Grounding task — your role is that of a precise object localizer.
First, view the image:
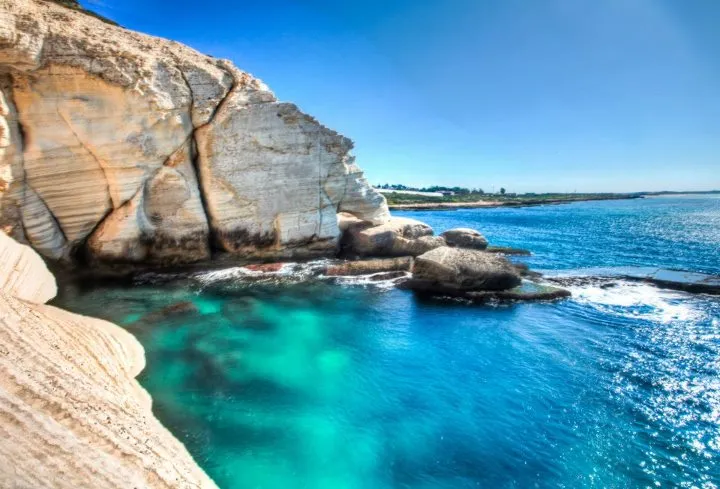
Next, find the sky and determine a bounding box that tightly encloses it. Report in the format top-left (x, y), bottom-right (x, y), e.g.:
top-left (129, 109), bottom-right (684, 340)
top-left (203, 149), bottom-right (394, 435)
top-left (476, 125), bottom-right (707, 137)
top-left (83, 0), bottom-right (720, 193)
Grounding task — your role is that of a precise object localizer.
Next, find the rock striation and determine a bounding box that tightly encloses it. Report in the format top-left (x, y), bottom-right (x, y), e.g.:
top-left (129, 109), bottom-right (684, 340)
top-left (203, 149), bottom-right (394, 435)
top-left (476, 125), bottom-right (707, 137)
top-left (0, 0), bottom-right (389, 267)
top-left (0, 233), bottom-right (216, 488)
top-left (0, 230), bottom-right (56, 302)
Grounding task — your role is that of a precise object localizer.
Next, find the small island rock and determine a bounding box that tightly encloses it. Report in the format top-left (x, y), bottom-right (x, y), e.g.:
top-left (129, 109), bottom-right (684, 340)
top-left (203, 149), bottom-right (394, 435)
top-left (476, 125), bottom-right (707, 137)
top-left (441, 228), bottom-right (489, 250)
top-left (408, 246), bottom-right (522, 293)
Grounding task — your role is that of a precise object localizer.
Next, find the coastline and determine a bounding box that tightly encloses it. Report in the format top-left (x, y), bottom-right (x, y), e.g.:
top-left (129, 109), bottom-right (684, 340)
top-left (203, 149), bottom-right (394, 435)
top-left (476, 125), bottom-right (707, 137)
top-left (388, 194), bottom-right (642, 211)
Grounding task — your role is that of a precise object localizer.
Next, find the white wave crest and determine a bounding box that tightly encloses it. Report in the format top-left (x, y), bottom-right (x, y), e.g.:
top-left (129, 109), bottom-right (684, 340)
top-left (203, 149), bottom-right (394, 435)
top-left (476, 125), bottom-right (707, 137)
top-left (567, 281), bottom-right (704, 324)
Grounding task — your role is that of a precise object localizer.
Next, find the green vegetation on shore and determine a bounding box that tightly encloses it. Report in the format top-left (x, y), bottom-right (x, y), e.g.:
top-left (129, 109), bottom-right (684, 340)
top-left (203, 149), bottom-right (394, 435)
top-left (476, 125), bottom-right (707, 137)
top-left (383, 191), bottom-right (639, 207)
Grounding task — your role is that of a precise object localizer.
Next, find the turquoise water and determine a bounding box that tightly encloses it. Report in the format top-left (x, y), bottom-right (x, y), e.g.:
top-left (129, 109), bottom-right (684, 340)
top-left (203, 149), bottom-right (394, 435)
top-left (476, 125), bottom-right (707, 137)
top-left (56, 196), bottom-right (720, 488)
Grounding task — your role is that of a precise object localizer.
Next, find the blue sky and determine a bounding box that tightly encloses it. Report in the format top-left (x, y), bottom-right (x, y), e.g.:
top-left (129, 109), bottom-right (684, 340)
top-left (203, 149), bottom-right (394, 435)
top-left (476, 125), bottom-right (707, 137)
top-left (85, 0), bottom-right (719, 192)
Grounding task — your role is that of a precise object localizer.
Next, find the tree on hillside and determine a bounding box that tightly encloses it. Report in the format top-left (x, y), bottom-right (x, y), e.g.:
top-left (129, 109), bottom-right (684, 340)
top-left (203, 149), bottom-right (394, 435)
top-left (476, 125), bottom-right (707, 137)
top-left (500, 187), bottom-right (506, 195)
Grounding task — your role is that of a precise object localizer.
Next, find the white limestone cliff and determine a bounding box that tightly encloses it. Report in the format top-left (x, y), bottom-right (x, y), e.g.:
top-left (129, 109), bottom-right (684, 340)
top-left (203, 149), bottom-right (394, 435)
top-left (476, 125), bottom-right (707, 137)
top-left (0, 232), bottom-right (217, 488)
top-left (0, 0), bottom-right (389, 267)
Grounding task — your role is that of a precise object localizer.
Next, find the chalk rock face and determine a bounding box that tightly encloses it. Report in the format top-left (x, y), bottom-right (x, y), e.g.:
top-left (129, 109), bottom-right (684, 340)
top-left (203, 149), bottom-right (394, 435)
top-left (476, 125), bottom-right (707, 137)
top-left (409, 246), bottom-right (522, 293)
top-left (0, 230), bottom-right (56, 303)
top-left (197, 101), bottom-right (386, 257)
top-left (0, 0), bottom-right (389, 266)
top-left (0, 233), bottom-right (217, 488)
top-left (441, 228), bottom-right (489, 250)
top-left (341, 216), bottom-right (445, 257)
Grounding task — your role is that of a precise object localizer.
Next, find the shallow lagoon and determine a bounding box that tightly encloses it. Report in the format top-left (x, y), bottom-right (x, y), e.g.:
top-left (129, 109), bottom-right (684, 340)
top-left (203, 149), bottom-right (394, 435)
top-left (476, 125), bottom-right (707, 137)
top-left (57, 196), bottom-right (720, 488)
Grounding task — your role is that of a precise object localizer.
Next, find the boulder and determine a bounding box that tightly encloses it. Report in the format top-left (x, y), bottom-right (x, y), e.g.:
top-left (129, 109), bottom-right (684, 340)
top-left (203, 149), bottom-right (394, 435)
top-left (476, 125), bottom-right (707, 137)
top-left (441, 228), bottom-right (488, 250)
top-left (407, 246), bottom-right (521, 293)
top-left (341, 216), bottom-right (445, 257)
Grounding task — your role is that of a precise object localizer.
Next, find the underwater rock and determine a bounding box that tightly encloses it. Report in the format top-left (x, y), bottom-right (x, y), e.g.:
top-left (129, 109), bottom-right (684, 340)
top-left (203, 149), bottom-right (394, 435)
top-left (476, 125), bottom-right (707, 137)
top-left (548, 267), bottom-right (720, 295)
top-left (441, 228), bottom-right (489, 250)
top-left (136, 300), bottom-right (200, 325)
top-left (485, 246), bottom-right (532, 256)
top-left (410, 281), bottom-right (571, 303)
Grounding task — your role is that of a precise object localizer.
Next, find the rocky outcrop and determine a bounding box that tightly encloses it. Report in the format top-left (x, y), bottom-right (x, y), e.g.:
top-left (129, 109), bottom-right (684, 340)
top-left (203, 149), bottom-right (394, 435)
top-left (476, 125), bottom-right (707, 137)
top-left (0, 233), bottom-right (216, 488)
top-left (441, 228), bottom-right (488, 250)
top-left (340, 215), bottom-right (445, 257)
top-left (0, 0), bottom-right (389, 267)
top-left (407, 246), bottom-right (522, 293)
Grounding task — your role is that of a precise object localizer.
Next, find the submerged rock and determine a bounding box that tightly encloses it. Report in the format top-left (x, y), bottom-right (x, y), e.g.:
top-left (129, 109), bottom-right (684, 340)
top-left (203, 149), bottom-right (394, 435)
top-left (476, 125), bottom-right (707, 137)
top-left (136, 301), bottom-right (200, 325)
top-left (485, 246), bottom-right (532, 256)
top-left (411, 281), bottom-right (571, 303)
top-left (441, 228), bottom-right (489, 250)
top-left (464, 283), bottom-right (571, 302)
top-left (407, 246), bottom-right (522, 293)
top-left (341, 216), bottom-right (445, 257)
top-left (548, 267), bottom-right (720, 296)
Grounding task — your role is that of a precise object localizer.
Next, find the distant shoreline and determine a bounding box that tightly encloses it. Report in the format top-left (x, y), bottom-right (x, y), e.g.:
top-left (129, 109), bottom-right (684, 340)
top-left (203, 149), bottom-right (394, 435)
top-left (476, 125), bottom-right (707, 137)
top-left (388, 194), bottom-right (643, 211)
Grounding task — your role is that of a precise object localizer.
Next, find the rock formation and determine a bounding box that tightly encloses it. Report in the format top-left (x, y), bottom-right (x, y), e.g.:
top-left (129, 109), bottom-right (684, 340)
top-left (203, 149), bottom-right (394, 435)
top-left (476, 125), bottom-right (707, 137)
top-left (0, 0), bottom-right (389, 267)
top-left (0, 233), bottom-right (216, 488)
top-left (407, 246), bottom-right (522, 293)
top-left (441, 228), bottom-right (488, 250)
top-left (340, 214), bottom-right (446, 257)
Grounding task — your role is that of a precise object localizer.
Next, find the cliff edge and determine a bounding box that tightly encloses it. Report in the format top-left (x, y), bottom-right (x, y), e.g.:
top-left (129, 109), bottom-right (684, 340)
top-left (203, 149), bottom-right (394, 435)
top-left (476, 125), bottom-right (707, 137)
top-left (0, 0), bottom-right (389, 267)
top-left (0, 232), bottom-right (216, 488)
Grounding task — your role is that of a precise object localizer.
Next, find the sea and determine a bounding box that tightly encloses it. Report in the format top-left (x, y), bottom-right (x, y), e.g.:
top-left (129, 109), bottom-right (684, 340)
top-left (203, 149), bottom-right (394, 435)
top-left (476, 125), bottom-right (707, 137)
top-left (55, 194), bottom-right (720, 488)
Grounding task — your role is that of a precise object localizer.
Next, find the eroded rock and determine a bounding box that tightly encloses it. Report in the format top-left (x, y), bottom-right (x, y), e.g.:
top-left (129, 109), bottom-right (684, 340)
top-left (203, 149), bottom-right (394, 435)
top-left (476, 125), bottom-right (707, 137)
top-left (407, 246), bottom-right (522, 293)
top-left (441, 228), bottom-right (488, 250)
top-left (0, 0), bottom-right (389, 266)
top-left (341, 216), bottom-right (444, 257)
top-left (0, 232), bottom-right (216, 489)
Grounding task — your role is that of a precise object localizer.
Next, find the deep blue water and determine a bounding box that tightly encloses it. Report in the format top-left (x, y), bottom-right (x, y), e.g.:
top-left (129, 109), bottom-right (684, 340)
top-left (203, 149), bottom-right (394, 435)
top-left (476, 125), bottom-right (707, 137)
top-left (56, 195), bottom-right (720, 488)
top-left (399, 195), bottom-right (720, 275)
